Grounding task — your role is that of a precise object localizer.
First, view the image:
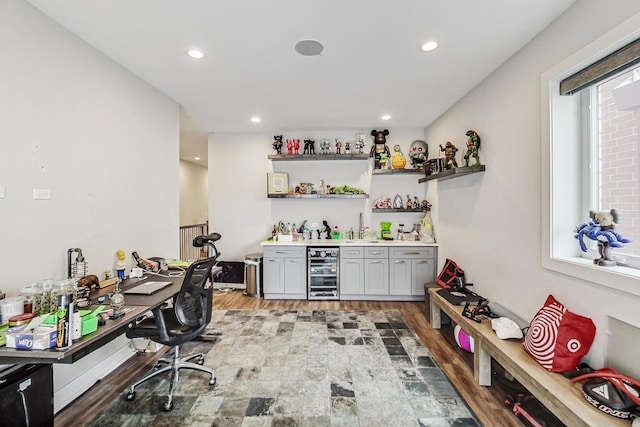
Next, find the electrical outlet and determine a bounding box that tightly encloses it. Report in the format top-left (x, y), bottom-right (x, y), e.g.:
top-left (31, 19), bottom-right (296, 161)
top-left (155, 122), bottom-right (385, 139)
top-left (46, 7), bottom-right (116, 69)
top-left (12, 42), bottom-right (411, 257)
top-left (311, 222), bottom-right (319, 228)
top-left (33, 188), bottom-right (51, 200)
top-left (0, 186), bottom-right (5, 199)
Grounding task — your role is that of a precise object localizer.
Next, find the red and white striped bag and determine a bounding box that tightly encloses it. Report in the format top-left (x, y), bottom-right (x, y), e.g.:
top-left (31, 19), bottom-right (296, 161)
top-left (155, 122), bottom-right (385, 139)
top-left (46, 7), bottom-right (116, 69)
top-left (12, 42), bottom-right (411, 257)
top-left (522, 295), bottom-right (596, 372)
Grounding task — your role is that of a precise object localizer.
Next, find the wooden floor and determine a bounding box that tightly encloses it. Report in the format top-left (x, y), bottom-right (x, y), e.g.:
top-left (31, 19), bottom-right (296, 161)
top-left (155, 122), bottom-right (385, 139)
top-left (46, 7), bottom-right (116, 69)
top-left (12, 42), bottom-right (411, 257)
top-left (54, 290), bottom-right (521, 426)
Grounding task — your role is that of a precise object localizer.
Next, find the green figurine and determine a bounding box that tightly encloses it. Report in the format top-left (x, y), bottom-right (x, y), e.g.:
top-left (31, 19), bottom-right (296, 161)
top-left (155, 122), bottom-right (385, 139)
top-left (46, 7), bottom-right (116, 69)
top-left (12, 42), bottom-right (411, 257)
top-left (463, 130), bottom-right (481, 167)
top-left (439, 141), bottom-right (459, 169)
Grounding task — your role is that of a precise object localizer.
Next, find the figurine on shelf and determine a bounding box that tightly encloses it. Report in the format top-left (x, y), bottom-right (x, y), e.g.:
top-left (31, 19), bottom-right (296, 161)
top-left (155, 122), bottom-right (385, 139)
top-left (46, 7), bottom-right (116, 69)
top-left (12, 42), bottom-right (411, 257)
top-left (413, 196), bottom-right (421, 209)
top-left (294, 139), bottom-right (300, 154)
top-left (322, 220), bottom-right (332, 239)
top-left (574, 209), bottom-right (632, 267)
top-left (406, 194), bottom-right (413, 209)
top-left (370, 129), bottom-right (391, 169)
top-left (391, 145), bottom-right (407, 169)
top-left (463, 130), bottom-right (482, 167)
top-left (335, 139), bottom-right (342, 154)
top-left (273, 135), bottom-right (283, 154)
top-left (303, 139), bottom-right (316, 154)
top-left (379, 152), bottom-right (389, 169)
top-left (372, 195), bottom-right (392, 209)
top-left (286, 139), bottom-right (293, 155)
top-left (355, 133), bottom-right (366, 154)
top-left (409, 140), bottom-right (428, 169)
top-left (393, 194), bottom-right (404, 209)
top-left (344, 142), bottom-right (351, 154)
top-left (320, 139), bottom-right (331, 154)
top-left (439, 141), bottom-right (459, 169)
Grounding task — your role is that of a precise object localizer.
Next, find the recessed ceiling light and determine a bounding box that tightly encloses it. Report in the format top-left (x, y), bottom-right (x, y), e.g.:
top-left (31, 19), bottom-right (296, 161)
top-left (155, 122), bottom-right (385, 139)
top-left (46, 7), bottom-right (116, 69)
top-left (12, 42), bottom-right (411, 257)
top-left (381, 114), bottom-right (392, 121)
top-left (295, 39), bottom-right (324, 56)
top-left (251, 116), bottom-right (261, 123)
top-left (187, 48), bottom-right (205, 59)
top-left (194, 156), bottom-right (201, 161)
top-left (420, 41), bottom-right (438, 52)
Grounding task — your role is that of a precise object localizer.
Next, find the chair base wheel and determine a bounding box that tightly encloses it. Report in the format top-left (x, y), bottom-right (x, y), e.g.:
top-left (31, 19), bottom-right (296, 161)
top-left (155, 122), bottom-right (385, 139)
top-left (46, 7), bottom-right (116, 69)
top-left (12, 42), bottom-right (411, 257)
top-left (209, 377), bottom-right (216, 386)
top-left (163, 401), bottom-right (173, 412)
top-left (126, 391), bottom-right (136, 401)
top-left (197, 357), bottom-right (204, 365)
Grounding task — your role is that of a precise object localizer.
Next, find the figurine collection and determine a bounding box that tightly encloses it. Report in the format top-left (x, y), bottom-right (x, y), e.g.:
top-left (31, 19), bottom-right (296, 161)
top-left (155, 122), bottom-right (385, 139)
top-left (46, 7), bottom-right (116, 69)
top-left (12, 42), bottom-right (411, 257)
top-left (271, 129), bottom-right (482, 175)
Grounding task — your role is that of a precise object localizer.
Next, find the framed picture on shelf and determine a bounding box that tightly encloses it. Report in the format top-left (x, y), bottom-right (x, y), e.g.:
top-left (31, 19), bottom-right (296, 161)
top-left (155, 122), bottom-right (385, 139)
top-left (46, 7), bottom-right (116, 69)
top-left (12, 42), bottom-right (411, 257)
top-left (267, 172), bottom-right (289, 194)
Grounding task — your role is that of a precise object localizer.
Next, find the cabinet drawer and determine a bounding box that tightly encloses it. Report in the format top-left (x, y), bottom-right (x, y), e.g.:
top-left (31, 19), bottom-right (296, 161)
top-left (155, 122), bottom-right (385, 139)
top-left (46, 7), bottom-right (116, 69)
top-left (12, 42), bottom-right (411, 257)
top-left (263, 246), bottom-right (306, 258)
top-left (364, 247), bottom-right (388, 258)
top-left (340, 247), bottom-right (364, 259)
top-left (389, 247), bottom-right (434, 259)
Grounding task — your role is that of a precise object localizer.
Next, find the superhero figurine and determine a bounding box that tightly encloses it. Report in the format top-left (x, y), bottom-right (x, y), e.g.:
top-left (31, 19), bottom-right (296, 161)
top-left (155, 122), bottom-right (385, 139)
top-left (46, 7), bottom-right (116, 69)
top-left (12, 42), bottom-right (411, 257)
top-left (439, 141), bottom-right (459, 169)
top-left (272, 135), bottom-right (283, 154)
top-left (463, 130), bottom-right (481, 167)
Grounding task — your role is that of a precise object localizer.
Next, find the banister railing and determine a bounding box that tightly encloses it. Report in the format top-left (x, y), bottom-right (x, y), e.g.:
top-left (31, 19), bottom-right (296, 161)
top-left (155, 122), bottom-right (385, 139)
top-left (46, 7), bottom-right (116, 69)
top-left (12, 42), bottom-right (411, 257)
top-left (179, 222), bottom-right (209, 261)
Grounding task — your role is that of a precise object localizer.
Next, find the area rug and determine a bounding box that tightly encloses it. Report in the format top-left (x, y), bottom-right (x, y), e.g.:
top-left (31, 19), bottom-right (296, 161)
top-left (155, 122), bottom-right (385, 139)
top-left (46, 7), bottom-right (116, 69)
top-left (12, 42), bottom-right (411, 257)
top-left (87, 309), bottom-right (480, 427)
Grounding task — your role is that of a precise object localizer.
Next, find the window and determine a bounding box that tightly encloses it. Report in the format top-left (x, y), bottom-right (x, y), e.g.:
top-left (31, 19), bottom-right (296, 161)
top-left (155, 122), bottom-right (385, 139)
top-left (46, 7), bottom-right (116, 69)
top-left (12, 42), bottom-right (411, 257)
top-left (580, 65), bottom-right (640, 266)
top-left (542, 14), bottom-right (640, 297)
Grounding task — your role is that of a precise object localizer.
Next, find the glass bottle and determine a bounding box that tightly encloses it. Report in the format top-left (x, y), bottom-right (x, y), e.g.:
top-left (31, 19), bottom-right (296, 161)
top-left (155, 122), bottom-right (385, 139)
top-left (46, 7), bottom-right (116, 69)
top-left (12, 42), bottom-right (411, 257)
top-left (110, 281), bottom-right (125, 310)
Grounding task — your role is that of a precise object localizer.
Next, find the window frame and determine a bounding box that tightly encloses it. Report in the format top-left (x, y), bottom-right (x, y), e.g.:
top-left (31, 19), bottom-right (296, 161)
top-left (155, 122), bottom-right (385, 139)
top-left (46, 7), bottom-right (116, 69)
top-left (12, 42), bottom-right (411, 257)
top-left (542, 12), bottom-right (640, 297)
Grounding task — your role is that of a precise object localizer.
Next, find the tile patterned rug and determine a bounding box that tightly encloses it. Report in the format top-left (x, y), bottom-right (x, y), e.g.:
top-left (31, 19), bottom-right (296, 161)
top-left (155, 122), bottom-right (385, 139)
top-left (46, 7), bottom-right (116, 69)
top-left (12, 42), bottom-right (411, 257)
top-left (87, 309), bottom-right (480, 427)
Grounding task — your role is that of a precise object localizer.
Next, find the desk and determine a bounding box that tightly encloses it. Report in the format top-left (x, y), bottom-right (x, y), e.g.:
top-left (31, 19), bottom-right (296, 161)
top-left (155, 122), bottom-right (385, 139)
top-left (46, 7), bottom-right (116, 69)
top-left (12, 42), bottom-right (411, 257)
top-left (428, 287), bottom-right (628, 427)
top-left (0, 275), bottom-right (183, 365)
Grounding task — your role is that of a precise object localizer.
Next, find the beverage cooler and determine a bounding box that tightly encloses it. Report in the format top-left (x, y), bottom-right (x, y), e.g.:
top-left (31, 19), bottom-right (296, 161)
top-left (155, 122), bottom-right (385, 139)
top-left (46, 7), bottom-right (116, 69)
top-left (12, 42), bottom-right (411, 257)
top-left (0, 364), bottom-right (53, 426)
top-left (308, 247), bottom-right (339, 300)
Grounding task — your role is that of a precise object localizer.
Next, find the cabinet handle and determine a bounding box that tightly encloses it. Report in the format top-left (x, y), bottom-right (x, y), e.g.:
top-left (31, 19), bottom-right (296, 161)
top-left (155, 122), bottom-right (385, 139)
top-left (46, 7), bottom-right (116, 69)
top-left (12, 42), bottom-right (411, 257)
top-left (288, 259), bottom-right (300, 263)
top-left (370, 251), bottom-right (382, 255)
top-left (346, 261), bottom-right (358, 264)
top-left (346, 251), bottom-right (360, 255)
top-left (276, 251), bottom-right (293, 254)
top-left (395, 260), bottom-right (406, 264)
top-left (402, 252), bottom-right (421, 255)
top-left (371, 260), bottom-right (382, 264)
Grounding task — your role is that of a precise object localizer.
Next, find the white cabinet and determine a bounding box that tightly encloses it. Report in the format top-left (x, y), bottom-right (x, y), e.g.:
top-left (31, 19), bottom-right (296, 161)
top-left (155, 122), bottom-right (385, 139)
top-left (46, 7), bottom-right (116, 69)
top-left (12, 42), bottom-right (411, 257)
top-left (389, 247), bottom-right (436, 296)
top-left (339, 247), bottom-right (365, 295)
top-left (364, 247), bottom-right (389, 295)
top-left (263, 246), bottom-right (307, 299)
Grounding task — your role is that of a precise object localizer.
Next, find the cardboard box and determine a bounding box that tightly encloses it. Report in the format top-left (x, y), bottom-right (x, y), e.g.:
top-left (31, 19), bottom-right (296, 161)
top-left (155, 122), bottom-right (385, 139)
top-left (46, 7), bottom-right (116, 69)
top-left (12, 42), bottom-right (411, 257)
top-left (5, 315), bottom-right (57, 350)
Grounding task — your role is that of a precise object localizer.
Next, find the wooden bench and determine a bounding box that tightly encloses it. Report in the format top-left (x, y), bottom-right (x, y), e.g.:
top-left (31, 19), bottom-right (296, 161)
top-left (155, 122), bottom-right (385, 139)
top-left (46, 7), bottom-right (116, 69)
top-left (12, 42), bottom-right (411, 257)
top-left (428, 287), bottom-right (629, 427)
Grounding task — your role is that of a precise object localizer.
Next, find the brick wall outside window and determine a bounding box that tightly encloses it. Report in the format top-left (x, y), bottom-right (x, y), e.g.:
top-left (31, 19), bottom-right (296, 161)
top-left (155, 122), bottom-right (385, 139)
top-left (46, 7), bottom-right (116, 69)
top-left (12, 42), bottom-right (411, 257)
top-left (598, 68), bottom-right (639, 257)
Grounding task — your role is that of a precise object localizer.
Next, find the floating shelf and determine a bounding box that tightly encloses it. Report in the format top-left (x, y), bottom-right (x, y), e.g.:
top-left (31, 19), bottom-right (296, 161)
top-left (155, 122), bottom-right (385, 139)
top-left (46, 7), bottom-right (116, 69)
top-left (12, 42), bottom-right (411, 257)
top-left (372, 208), bottom-right (428, 213)
top-left (418, 165), bottom-right (486, 183)
top-left (268, 153), bottom-right (370, 161)
top-left (268, 193), bottom-right (369, 199)
top-left (372, 168), bottom-right (424, 175)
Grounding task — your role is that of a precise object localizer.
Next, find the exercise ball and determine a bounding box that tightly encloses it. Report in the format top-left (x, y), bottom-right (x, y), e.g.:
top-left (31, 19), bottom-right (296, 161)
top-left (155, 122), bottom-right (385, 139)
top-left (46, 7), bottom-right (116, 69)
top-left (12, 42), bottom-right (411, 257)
top-left (454, 324), bottom-right (474, 353)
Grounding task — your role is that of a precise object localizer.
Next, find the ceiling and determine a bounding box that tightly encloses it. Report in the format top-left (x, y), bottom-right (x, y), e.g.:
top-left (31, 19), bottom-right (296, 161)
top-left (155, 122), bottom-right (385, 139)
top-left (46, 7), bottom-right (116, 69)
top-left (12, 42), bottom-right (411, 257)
top-left (27, 0), bottom-right (575, 167)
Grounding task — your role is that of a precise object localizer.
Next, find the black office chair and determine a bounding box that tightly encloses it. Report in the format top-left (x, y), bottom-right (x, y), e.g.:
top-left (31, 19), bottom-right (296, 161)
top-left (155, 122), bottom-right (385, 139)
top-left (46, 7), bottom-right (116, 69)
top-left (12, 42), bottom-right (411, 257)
top-left (125, 233), bottom-right (222, 411)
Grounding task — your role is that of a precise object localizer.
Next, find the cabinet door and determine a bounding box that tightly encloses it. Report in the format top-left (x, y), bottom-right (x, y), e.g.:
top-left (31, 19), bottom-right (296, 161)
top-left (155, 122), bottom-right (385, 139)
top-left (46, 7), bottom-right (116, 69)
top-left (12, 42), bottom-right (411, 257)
top-left (284, 257), bottom-right (306, 295)
top-left (389, 258), bottom-right (412, 295)
top-left (412, 258), bottom-right (435, 295)
top-left (263, 257), bottom-right (284, 293)
top-left (340, 258), bottom-right (364, 294)
top-left (364, 259), bottom-right (389, 295)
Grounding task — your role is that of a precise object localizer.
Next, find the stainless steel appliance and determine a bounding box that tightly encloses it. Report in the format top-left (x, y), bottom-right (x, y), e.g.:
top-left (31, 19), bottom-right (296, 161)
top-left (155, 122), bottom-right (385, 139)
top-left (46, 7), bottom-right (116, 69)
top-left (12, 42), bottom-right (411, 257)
top-left (308, 247), bottom-right (339, 300)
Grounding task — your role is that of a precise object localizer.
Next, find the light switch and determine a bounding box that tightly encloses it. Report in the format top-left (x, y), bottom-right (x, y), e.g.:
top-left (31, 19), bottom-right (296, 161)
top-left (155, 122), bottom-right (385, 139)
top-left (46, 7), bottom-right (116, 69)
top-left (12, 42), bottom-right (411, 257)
top-left (33, 188), bottom-right (51, 200)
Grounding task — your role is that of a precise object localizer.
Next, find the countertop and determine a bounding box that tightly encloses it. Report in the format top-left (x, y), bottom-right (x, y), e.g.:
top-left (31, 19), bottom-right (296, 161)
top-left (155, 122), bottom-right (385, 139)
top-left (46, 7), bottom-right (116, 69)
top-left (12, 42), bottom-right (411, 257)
top-left (261, 239), bottom-right (437, 247)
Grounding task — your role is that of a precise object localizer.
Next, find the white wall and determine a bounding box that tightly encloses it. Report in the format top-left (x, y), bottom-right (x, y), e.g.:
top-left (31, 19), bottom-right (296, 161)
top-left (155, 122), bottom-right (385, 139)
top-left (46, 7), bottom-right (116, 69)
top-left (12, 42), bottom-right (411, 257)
top-left (0, 1), bottom-right (180, 296)
top-left (0, 1), bottom-right (180, 412)
top-left (209, 129), bottom-right (428, 261)
top-left (179, 160), bottom-right (208, 226)
top-left (425, 0), bottom-right (640, 369)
